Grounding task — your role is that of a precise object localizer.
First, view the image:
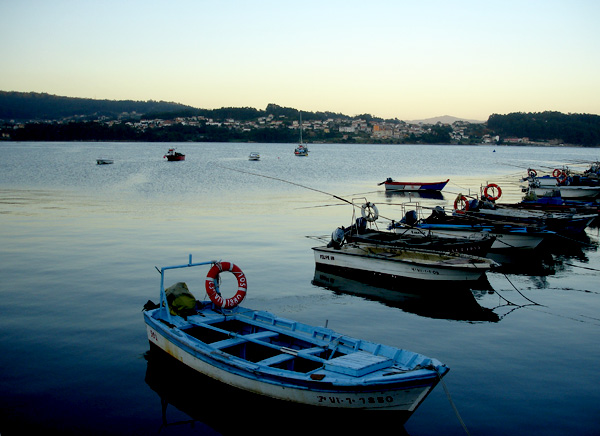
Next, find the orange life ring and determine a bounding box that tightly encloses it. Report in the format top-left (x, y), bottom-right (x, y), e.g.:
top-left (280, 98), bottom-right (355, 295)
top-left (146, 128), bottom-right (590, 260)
top-left (528, 169), bottom-right (537, 177)
top-left (552, 169), bottom-right (562, 177)
top-left (453, 195), bottom-right (470, 213)
top-left (483, 183), bottom-right (502, 201)
top-left (205, 262), bottom-right (247, 309)
top-left (556, 171), bottom-right (567, 184)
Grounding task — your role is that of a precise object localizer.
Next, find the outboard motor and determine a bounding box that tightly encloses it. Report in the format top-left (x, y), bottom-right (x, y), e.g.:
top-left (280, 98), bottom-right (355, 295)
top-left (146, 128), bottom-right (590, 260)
top-left (429, 206), bottom-right (446, 221)
top-left (355, 217), bottom-right (367, 233)
top-left (327, 227), bottom-right (345, 249)
top-left (402, 210), bottom-right (418, 226)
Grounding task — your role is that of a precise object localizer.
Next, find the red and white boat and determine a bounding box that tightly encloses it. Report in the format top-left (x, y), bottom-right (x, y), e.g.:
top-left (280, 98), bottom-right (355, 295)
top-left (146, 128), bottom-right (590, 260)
top-left (163, 148), bottom-right (185, 161)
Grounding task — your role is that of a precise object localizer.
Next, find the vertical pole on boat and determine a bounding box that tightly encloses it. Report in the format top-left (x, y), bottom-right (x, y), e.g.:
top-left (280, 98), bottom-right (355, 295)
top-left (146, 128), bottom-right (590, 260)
top-left (159, 266), bottom-right (172, 324)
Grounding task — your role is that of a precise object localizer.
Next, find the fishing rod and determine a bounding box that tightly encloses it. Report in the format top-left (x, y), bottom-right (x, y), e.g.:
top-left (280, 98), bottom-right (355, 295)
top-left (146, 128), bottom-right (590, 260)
top-left (217, 164), bottom-right (353, 205)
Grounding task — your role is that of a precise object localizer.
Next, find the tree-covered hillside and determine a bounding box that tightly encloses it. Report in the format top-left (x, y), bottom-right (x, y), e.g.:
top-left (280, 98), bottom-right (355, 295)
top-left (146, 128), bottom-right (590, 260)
top-left (0, 91), bottom-right (195, 121)
top-left (487, 111), bottom-right (600, 146)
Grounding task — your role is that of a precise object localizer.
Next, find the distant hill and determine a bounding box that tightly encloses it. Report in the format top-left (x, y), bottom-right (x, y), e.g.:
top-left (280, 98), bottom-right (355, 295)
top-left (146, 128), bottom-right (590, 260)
top-left (1, 91), bottom-right (481, 125)
top-left (0, 91), bottom-right (196, 121)
top-left (408, 115), bottom-right (485, 124)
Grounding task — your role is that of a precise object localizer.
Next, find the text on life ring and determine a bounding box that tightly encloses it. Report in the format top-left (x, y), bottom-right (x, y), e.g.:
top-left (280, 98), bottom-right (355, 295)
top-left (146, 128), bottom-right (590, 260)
top-left (205, 262), bottom-right (247, 309)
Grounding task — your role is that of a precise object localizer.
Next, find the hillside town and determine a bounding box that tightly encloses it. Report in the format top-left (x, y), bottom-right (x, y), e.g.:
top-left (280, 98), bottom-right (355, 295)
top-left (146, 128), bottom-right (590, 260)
top-left (0, 111), bottom-right (527, 145)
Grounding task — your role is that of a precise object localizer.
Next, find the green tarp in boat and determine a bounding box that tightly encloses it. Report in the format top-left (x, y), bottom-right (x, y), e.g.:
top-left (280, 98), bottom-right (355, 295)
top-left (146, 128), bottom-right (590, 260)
top-left (165, 282), bottom-right (196, 317)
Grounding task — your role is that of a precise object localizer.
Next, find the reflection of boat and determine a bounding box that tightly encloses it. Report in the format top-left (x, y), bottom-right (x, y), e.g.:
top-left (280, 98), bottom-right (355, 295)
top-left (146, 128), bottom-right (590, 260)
top-left (384, 190), bottom-right (444, 200)
top-left (312, 267), bottom-right (499, 322)
top-left (163, 148), bottom-right (185, 161)
top-left (143, 255), bottom-right (449, 416)
top-left (96, 158), bottom-right (113, 165)
top-left (312, 243), bottom-right (498, 283)
top-left (248, 152), bottom-right (260, 161)
top-left (379, 178), bottom-right (449, 192)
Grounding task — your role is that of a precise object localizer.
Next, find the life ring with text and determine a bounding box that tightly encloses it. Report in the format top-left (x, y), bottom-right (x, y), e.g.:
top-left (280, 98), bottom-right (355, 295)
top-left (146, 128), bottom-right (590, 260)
top-left (528, 169), bottom-right (537, 177)
top-left (483, 183), bottom-right (502, 201)
top-left (454, 195), bottom-right (470, 213)
top-left (205, 262), bottom-right (247, 309)
top-left (361, 202), bottom-right (379, 222)
top-left (552, 169), bottom-right (562, 178)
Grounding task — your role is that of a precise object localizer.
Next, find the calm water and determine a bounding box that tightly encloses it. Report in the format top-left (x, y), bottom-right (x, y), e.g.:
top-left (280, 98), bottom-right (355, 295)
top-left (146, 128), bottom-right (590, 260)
top-left (0, 141), bottom-right (599, 435)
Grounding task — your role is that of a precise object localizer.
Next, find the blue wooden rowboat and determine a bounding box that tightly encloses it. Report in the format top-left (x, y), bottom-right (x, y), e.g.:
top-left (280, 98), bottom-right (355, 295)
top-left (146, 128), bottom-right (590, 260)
top-left (143, 255), bottom-right (449, 417)
top-left (379, 177), bottom-right (449, 192)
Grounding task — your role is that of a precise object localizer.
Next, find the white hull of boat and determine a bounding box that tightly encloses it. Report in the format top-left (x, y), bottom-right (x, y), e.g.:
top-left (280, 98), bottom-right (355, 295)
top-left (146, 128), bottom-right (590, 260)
top-left (407, 226), bottom-right (546, 250)
top-left (530, 185), bottom-right (600, 199)
top-left (313, 244), bottom-right (496, 282)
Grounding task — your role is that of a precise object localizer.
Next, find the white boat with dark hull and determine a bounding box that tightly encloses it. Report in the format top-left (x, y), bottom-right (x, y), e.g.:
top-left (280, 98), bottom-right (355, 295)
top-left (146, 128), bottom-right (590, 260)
top-left (339, 216), bottom-right (495, 257)
top-left (248, 152), bottom-right (260, 161)
top-left (313, 243), bottom-right (498, 283)
top-left (143, 256), bottom-right (449, 417)
top-left (406, 223), bottom-right (549, 250)
top-left (523, 168), bottom-right (600, 200)
top-left (528, 183), bottom-right (600, 200)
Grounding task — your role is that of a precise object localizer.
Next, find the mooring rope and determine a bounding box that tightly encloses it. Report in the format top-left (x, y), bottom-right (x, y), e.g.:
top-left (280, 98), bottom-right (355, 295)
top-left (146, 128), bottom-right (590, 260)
top-left (501, 274), bottom-right (543, 305)
top-left (435, 368), bottom-right (472, 436)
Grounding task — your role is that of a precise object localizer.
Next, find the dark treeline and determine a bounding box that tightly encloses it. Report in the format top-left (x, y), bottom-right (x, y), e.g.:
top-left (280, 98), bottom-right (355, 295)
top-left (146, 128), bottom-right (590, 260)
top-left (9, 121), bottom-right (305, 143)
top-left (0, 91), bottom-right (195, 121)
top-left (0, 92), bottom-right (360, 123)
top-left (488, 111), bottom-right (600, 146)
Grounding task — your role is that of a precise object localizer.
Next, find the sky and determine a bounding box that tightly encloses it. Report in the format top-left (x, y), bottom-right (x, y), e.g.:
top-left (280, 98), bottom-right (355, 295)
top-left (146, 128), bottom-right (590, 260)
top-left (1, 0), bottom-right (599, 121)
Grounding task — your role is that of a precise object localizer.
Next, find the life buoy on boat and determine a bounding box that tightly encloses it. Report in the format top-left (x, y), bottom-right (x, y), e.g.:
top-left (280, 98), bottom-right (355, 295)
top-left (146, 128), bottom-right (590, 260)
top-left (552, 169), bottom-right (562, 177)
top-left (361, 202), bottom-right (379, 222)
top-left (483, 183), bottom-right (502, 201)
top-left (205, 262), bottom-right (247, 309)
top-left (528, 169), bottom-right (537, 177)
top-left (453, 195), bottom-right (470, 213)
top-left (556, 171), bottom-right (567, 184)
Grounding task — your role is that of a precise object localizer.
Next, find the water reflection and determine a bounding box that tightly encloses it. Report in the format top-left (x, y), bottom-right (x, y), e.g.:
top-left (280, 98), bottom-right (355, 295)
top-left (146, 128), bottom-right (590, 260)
top-left (143, 348), bottom-right (409, 436)
top-left (311, 267), bottom-right (499, 322)
top-left (383, 190), bottom-right (445, 201)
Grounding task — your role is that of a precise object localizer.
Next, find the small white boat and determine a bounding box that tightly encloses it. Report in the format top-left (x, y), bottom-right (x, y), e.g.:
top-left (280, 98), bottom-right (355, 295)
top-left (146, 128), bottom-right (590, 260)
top-left (248, 152), bottom-right (260, 161)
top-left (96, 158), bottom-right (113, 165)
top-left (313, 243), bottom-right (498, 283)
top-left (143, 255), bottom-right (449, 416)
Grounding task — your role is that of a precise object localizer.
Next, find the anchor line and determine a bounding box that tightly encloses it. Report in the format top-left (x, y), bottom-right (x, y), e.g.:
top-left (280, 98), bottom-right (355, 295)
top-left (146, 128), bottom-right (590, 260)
top-left (435, 367), bottom-right (471, 436)
top-left (502, 273), bottom-right (543, 306)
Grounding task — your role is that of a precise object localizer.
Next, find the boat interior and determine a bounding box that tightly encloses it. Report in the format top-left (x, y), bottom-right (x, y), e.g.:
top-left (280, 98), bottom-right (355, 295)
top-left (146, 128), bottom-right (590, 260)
top-left (180, 317), bottom-right (337, 374)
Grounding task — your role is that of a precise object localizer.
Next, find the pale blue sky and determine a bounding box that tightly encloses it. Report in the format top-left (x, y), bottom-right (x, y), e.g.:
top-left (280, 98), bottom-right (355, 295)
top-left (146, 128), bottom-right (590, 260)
top-left (1, 0), bottom-right (599, 120)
